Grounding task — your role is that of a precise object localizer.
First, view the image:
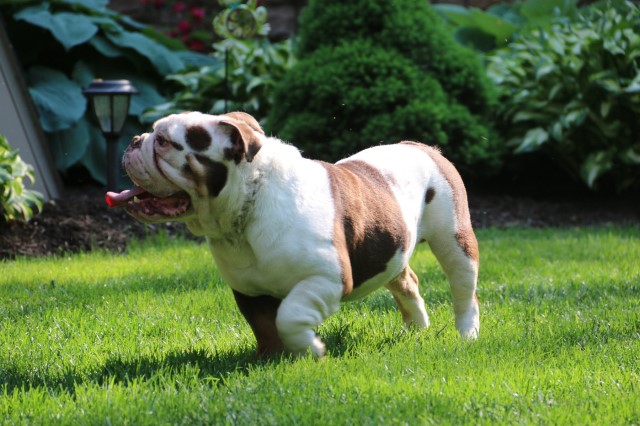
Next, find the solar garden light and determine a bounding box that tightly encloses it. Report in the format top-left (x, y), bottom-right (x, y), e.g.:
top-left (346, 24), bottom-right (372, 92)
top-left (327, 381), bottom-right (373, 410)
top-left (84, 79), bottom-right (138, 190)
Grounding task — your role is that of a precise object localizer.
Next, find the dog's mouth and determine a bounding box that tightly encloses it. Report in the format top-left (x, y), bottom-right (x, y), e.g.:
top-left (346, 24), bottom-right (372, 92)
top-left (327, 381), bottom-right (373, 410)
top-left (106, 187), bottom-right (192, 220)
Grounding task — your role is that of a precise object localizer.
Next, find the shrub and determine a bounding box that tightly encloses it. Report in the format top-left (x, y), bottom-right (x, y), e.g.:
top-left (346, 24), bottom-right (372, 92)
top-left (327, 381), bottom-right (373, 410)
top-left (0, 0), bottom-right (213, 187)
top-left (487, 1), bottom-right (640, 190)
top-left (267, 0), bottom-right (503, 175)
top-left (0, 134), bottom-right (43, 223)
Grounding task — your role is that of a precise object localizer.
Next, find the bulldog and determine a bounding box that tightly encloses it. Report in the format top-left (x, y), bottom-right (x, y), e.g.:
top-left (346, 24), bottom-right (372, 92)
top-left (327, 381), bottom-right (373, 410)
top-left (106, 111), bottom-right (480, 358)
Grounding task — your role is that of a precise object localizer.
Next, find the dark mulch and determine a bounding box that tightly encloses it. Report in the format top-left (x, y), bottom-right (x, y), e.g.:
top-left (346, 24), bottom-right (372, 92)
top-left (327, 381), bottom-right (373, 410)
top-left (1, 185), bottom-right (638, 260)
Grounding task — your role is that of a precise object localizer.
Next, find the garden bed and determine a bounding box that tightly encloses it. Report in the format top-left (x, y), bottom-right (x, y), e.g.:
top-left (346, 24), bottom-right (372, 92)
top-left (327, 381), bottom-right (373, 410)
top-left (1, 185), bottom-right (637, 260)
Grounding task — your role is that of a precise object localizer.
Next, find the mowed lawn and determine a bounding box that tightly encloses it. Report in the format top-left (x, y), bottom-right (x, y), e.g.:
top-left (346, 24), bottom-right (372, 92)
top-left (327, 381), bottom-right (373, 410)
top-left (1, 227), bottom-right (638, 425)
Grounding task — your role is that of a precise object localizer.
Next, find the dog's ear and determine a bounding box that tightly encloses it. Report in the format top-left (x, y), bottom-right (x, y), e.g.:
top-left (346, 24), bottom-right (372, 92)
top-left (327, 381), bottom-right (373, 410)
top-left (219, 117), bottom-right (263, 164)
top-left (222, 112), bottom-right (265, 135)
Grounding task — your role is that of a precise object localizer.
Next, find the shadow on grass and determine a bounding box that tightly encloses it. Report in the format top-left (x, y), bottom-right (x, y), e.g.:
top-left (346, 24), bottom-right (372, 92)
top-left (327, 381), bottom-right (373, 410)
top-left (1, 346), bottom-right (259, 396)
top-left (4, 268), bottom-right (225, 320)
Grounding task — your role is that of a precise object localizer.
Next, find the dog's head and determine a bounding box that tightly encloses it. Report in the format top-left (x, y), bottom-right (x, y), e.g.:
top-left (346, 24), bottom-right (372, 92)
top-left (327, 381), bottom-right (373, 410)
top-left (106, 111), bottom-right (263, 225)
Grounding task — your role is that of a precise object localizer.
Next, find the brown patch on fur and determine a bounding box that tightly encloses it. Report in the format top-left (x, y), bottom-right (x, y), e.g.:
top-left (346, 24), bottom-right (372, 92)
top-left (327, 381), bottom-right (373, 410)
top-left (456, 231), bottom-right (479, 263)
top-left (186, 125), bottom-right (212, 151)
top-left (386, 267), bottom-right (421, 323)
top-left (320, 160), bottom-right (410, 295)
top-left (400, 141), bottom-right (479, 263)
top-left (425, 187), bottom-right (436, 204)
top-left (232, 291), bottom-right (284, 358)
top-left (184, 154), bottom-right (228, 197)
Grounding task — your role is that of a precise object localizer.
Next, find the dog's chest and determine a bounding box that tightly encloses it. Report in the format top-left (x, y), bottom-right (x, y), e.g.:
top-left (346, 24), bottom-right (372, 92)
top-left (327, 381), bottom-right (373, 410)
top-left (207, 236), bottom-right (342, 299)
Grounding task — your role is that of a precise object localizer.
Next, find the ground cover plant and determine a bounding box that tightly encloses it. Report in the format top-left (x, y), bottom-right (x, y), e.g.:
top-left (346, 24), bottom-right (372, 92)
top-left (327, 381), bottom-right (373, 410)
top-left (1, 227), bottom-right (638, 424)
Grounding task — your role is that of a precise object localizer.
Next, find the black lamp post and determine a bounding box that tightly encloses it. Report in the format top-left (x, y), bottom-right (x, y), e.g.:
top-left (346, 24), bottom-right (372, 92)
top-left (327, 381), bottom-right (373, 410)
top-left (84, 79), bottom-right (138, 190)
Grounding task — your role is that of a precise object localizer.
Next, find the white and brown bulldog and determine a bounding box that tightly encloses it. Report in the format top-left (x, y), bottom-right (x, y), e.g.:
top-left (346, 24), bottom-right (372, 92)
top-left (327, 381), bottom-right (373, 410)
top-left (107, 111), bottom-right (480, 358)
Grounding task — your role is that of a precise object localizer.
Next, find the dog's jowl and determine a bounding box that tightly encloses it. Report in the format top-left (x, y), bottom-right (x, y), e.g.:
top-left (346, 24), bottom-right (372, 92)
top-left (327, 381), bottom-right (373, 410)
top-left (106, 111), bottom-right (480, 358)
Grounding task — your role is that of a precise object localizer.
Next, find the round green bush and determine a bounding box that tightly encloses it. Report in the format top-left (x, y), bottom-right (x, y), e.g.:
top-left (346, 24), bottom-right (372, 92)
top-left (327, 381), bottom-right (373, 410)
top-left (268, 0), bottom-right (503, 175)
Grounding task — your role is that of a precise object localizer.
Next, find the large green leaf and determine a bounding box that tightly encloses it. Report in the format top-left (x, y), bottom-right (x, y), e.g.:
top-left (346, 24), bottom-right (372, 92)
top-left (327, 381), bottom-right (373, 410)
top-left (520, 0), bottom-right (579, 20)
top-left (60, 0), bottom-right (108, 10)
top-left (580, 150), bottom-right (613, 188)
top-left (432, 4), bottom-right (475, 27)
top-left (89, 35), bottom-right (124, 58)
top-left (48, 117), bottom-right (91, 171)
top-left (514, 127), bottom-right (549, 153)
top-left (27, 66), bottom-right (86, 132)
top-left (14, 6), bottom-right (98, 50)
top-left (104, 28), bottom-right (185, 75)
top-left (127, 78), bottom-right (166, 117)
top-left (434, 4), bottom-right (516, 50)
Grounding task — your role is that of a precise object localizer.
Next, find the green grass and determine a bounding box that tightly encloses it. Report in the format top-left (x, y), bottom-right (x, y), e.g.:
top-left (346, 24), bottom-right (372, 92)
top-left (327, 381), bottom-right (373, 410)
top-left (1, 227), bottom-right (638, 425)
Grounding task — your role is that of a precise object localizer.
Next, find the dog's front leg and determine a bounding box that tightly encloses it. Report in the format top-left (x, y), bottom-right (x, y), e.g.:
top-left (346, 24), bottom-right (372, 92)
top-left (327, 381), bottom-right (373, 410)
top-left (276, 277), bottom-right (342, 358)
top-left (233, 291), bottom-right (285, 358)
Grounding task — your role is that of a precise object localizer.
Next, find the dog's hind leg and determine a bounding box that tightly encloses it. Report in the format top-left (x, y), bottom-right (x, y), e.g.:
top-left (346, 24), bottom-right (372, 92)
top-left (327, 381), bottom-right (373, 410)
top-left (427, 228), bottom-right (480, 338)
top-left (385, 266), bottom-right (429, 329)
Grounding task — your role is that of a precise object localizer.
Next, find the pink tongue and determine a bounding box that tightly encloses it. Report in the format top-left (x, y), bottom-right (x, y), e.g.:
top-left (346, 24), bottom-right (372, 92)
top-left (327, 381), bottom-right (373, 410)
top-left (105, 187), bottom-right (148, 208)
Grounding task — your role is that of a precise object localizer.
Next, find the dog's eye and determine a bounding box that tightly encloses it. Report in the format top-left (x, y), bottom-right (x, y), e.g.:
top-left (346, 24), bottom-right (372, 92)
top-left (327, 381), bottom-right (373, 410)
top-left (156, 135), bottom-right (167, 147)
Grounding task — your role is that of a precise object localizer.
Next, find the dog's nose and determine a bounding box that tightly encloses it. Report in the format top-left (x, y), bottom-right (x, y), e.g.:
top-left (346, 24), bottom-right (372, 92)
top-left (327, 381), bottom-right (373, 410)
top-left (130, 135), bottom-right (142, 149)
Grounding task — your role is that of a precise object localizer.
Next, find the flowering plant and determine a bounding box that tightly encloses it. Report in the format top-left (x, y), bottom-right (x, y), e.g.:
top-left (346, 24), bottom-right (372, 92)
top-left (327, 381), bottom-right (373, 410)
top-left (139, 0), bottom-right (213, 52)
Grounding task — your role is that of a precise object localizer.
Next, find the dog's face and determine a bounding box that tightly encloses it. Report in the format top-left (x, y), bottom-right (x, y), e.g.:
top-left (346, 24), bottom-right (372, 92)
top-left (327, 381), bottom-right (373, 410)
top-left (115, 111), bottom-right (263, 224)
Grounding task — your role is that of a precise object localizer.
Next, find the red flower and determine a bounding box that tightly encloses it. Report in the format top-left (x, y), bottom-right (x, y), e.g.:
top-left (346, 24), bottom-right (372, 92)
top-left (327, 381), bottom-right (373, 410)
top-left (188, 39), bottom-right (206, 52)
top-left (191, 7), bottom-right (205, 23)
top-left (172, 2), bottom-right (186, 13)
top-left (178, 19), bottom-right (192, 34)
top-left (153, 0), bottom-right (165, 8)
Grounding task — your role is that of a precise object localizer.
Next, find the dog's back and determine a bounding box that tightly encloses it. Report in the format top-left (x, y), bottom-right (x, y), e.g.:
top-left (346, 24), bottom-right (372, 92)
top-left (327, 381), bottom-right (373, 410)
top-left (340, 141), bottom-right (480, 336)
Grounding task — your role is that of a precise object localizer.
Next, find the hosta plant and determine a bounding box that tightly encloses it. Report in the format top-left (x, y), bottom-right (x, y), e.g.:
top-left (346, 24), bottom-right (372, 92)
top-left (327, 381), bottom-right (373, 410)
top-left (0, 134), bottom-right (43, 223)
top-left (0, 0), bottom-right (213, 187)
top-left (487, 1), bottom-right (640, 190)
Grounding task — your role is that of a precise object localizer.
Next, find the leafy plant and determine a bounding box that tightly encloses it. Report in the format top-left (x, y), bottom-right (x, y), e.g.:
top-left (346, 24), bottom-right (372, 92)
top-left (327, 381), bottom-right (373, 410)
top-left (487, 1), bottom-right (640, 190)
top-left (0, 0), bottom-right (214, 187)
top-left (433, 0), bottom-right (582, 52)
top-left (267, 0), bottom-right (503, 176)
top-left (0, 134), bottom-right (43, 222)
top-left (143, 1), bottom-right (293, 125)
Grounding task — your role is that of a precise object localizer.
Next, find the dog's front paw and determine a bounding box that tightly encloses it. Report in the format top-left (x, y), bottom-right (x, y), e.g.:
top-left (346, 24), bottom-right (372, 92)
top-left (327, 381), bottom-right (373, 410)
top-left (288, 335), bottom-right (326, 359)
top-left (309, 336), bottom-right (327, 358)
